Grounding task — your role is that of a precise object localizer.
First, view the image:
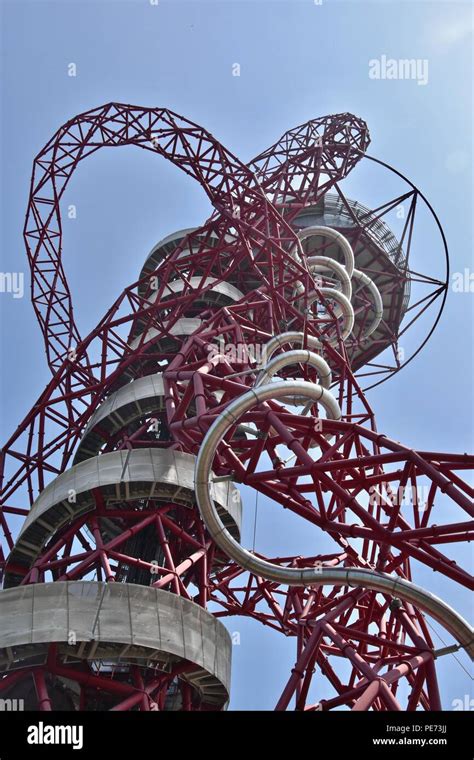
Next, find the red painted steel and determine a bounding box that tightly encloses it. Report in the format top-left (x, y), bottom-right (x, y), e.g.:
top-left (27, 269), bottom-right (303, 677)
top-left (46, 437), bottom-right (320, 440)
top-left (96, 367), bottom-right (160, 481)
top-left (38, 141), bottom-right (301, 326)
top-left (0, 105), bottom-right (471, 710)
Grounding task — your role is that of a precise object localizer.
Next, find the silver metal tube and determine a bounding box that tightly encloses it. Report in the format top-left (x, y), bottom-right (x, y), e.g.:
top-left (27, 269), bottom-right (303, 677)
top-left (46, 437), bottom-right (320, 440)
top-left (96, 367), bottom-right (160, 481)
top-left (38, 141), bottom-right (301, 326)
top-left (262, 331), bottom-right (327, 358)
top-left (294, 255), bottom-right (352, 299)
top-left (255, 349), bottom-right (333, 390)
top-left (195, 379), bottom-right (474, 659)
top-left (352, 267), bottom-right (384, 338)
top-left (292, 225), bottom-right (355, 277)
top-left (302, 287), bottom-right (355, 342)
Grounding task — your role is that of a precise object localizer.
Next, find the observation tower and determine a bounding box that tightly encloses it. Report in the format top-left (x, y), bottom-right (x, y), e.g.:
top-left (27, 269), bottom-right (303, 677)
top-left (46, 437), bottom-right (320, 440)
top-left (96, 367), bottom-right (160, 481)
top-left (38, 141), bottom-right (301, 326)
top-left (0, 105), bottom-right (472, 711)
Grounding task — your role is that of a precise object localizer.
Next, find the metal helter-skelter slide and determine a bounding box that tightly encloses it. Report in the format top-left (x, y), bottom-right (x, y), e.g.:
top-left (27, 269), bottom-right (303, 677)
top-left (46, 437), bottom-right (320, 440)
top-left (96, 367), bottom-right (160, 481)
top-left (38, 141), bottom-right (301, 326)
top-left (0, 104), bottom-right (472, 711)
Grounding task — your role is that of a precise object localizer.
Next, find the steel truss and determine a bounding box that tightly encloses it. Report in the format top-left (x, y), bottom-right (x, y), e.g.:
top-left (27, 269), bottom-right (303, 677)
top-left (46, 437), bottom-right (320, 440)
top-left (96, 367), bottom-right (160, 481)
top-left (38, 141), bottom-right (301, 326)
top-left (0, 105), bottom-right (472, 711)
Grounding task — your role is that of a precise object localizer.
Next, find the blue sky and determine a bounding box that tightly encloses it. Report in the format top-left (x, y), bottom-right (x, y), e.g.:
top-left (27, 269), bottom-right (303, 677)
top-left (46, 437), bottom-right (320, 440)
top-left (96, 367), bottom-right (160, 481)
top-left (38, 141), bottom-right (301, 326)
top-left (0, 0), bottom-right (472, 709)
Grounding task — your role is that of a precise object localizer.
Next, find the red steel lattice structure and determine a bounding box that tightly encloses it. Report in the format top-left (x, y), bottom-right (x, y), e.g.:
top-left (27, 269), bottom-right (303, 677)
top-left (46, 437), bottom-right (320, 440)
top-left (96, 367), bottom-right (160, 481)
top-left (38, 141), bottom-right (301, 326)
top-left (0, 104), bottom-right (472, 711)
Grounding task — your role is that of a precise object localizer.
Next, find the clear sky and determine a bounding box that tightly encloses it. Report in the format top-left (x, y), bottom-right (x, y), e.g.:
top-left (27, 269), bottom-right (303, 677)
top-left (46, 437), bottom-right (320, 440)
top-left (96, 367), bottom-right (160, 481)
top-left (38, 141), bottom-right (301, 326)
top-left (0, 0), bottom-right (472, 709)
